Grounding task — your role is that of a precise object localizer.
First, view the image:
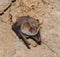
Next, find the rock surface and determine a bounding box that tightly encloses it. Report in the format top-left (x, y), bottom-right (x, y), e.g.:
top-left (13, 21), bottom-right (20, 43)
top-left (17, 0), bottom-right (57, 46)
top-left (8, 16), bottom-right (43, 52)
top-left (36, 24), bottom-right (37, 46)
top-left (0, 0), bottom-right (11, 14)
top-left (0, 0), bottom-right (60, 57)
top-left (28, 39), bottom-right (37, 47)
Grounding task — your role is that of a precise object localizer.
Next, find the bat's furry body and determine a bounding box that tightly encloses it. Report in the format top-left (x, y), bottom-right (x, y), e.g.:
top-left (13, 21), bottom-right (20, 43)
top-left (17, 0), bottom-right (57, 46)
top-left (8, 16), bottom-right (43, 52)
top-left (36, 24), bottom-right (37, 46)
top-left (12, 16), bottom-right (41, 49)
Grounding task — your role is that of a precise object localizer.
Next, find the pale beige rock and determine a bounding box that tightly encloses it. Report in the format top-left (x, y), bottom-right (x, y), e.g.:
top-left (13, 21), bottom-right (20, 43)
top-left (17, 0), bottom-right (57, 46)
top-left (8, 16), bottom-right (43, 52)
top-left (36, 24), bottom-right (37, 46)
top-left (42, 0), bottom-right (60, 4)
top-left (0, 8), bottom-right (11, 24)
top-left (40, 3), bottom-right (60, 56)
top-left (0, 0), bottom-right (12, 14)
top-left (28, 39), bottom-right (37, 47)
top-left (10, 0), bottom-right (45, 23)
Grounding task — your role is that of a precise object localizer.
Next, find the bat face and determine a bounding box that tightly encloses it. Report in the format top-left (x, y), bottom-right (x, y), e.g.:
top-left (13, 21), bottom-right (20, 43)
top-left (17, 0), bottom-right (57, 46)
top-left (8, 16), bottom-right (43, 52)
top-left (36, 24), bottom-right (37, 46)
top-left (21, 19), bottom-right (40, 36)
top-left (29, 19), bottom-right (40, 33)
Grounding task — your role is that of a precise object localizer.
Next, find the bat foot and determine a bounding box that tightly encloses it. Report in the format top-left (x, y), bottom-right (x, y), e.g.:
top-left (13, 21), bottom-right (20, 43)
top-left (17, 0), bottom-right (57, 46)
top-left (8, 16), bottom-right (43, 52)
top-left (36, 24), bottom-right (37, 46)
top-left (37, 41), bottom-right (41, 45)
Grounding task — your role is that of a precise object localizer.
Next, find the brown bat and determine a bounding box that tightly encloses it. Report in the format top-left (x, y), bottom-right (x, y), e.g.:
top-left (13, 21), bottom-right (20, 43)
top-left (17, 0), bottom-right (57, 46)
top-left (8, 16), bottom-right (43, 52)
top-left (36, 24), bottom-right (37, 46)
top-left (12, 15), bottom-right (42, 49)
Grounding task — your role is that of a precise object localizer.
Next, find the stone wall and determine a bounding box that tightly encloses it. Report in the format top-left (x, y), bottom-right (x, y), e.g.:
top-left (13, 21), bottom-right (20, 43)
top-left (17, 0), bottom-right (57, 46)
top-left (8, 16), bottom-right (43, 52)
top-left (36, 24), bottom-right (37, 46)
top-left (0, 0), bottom-right (60, 57)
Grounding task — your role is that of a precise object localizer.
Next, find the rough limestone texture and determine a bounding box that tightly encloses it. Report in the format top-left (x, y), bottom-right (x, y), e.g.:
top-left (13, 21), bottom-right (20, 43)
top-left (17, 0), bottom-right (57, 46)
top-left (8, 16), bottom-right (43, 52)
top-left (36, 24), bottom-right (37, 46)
top-left (0, 0), bottom-right (12, 14)
top-left (0, 0), bottom-right (60, 57)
